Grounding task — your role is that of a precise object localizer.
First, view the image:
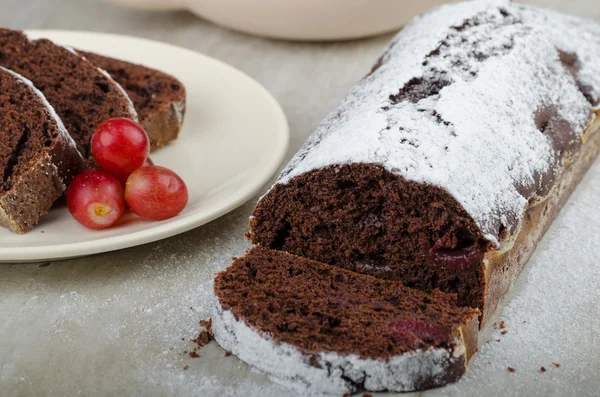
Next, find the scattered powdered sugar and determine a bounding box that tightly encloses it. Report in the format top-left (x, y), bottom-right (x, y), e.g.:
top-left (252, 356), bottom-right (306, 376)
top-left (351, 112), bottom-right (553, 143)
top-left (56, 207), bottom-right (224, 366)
top-left (0, 207), bottom-right (300, 397)
top-left (534, 7), bottom-right (600, 105)
top-left (430, 155), bottom-right (600, 397)
top-left (212, 300), bottom-right (466, 395)
top-left (275, 0), bottom-right (597, 246)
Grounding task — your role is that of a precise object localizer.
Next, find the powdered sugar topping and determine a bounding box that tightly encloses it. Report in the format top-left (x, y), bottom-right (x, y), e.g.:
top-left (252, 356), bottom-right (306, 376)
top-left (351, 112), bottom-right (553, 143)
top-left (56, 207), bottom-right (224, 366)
top-left (212, 300), bottom-right (465, 394)
top-left (275, 0), bottom-right (597, 245)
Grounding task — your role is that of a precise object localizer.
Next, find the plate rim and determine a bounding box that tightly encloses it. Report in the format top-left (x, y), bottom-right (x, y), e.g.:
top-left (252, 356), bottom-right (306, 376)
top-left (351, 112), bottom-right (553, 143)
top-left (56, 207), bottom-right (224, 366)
top-left (0, 29), bottom-right (289, 263)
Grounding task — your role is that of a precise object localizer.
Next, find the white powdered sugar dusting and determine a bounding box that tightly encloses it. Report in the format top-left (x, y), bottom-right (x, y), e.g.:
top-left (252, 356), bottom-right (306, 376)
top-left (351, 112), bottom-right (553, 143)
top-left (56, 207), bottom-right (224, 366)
top-left (274, 0), bottom-right (597, 245)
top-left (212, 300), bottom-right (465, 395)
top-left (173, 101), bottom-right (185, 125)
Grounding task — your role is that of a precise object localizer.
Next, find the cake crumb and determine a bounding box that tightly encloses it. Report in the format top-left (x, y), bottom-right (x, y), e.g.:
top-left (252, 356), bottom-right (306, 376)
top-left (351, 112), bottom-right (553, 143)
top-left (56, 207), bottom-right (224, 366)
top-left (522, 320), bottom-right (527, 323)
top-left (501, 330), bottom-right (508, 335)
top-left (200, 318), bottom-right (212, 330)
top-left (540, 366), bottom-right (546, 372)
top-left (191, 318), bottom-right (214, 351)
top-left (496, 339), bottom-right (501, 342)
top-left (343, 394), bottom-right (350, 397)
top-left (183, 365), bottom-right (189, 370)
top-left (224, 351), bottom-right (231, 357)
top-left (553, 362), bottom-right (560, 368)
top-left (499, 320), bottom-right (506, 329)
top-left (507, 367), bottom-right (516, 373)
top-left (362, 394), bottom-right (373, 397)
top-left (189, 351), bottom-right (199, 358)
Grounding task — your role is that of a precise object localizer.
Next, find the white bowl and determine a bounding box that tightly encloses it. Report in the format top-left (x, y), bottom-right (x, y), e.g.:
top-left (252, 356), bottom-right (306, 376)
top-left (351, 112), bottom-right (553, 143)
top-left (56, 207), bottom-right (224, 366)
top-left (106, 0), bottom-right (455, 41)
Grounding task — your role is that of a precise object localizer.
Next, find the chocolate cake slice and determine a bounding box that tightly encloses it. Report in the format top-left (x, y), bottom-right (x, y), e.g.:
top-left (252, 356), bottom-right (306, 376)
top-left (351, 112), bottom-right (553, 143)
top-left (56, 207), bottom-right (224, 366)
top-left (0, 67), bottom-right (83, 233)
top-left (213, 247), bottom-right (479, 394)
top-left (79, 51), bottom-right (186, 150)
top-left (248, 0), bottom-right (600, 324)
top-left (0, 29), bottom-right (137, 164)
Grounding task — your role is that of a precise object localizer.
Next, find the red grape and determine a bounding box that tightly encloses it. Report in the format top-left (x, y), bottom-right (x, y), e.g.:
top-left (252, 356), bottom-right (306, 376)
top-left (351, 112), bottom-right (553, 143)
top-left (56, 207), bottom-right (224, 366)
top-left (113, 157), bottom-right (155, 187)
top-left (66, 169), bottom-right (126, 229)
top-left (91, 118), bottom-right (150, 174)
top-left (125, 166), bottom-right (188, 220)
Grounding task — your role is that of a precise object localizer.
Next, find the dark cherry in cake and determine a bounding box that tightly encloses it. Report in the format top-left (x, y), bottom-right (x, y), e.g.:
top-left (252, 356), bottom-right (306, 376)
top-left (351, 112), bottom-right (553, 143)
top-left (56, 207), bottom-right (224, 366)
top-left (0, 29), bottom-right (137, 164)
top-left (80, 51), bottom-right (186, 150)
top-left (0, 67), bottom-right (83, 233)
top-left (213, 247), bottom-right (479, 394)
top-left (250, 164), bottom-right (487, 310)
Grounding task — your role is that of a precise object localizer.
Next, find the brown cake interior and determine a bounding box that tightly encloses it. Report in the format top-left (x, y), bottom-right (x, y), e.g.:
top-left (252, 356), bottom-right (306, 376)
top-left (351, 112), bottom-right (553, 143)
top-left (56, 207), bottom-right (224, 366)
top-left (0, 67), bottom-right (84, 233)
top-left (249, 164), bottom-right (491, 310)
top-left (0, 29), bottom-right (135, 161)
top-left (0, 72), bottom-right (58, 194)
top-left (215, 246), bottom-right (478, 359)
top-left (80, 51), bottom-right (183, 119)
top-left (80, 51), bottom-right (185, 149)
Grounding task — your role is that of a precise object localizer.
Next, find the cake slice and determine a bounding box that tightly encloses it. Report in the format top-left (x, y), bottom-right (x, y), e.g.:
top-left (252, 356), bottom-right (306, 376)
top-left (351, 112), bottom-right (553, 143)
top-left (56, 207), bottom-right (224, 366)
top-left (213, 247), bottom-right (479, 394)
top-left (0, 29), bottom-right (137, 164)
top-left (79, 51), bottom-right (186, 150)
top-left (0, 67), bottom-right (84, 233)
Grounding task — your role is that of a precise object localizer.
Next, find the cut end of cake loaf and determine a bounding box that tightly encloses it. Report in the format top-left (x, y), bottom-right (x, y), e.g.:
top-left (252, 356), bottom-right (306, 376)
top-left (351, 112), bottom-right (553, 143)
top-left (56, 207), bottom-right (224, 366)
top-left (250, 163), bottom-right (490, 311)
top-left (0, 67), bottom-right (83, 234)
top-left (80, 51), bottom-right (186, 150)
top-left (248, 0), bottom-right (600, 324)
top-left (213, 247), bottom-right (479, 394)
top-left (0, 29), bottom-right (137, 165)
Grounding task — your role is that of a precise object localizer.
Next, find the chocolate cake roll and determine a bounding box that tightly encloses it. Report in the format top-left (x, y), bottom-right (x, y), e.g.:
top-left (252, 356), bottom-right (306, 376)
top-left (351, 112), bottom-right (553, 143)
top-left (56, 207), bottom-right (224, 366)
top-left (0, 67), bottom-right (83, 233)
top-left (249, 0), bottom-right (600, 323)
top-left (213, 247), bottom-right (479, 394)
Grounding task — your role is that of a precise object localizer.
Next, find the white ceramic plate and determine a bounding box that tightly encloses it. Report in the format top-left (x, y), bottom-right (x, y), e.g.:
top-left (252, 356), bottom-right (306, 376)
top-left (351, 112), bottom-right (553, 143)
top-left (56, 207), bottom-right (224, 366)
top-left (0, 30), bottom-right (289, 263)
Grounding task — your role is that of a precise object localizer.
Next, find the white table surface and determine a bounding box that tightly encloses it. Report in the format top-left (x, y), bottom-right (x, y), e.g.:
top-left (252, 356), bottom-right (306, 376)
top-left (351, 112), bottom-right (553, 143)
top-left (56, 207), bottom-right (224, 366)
top-left (0, 1), bottom-right (599, 396)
